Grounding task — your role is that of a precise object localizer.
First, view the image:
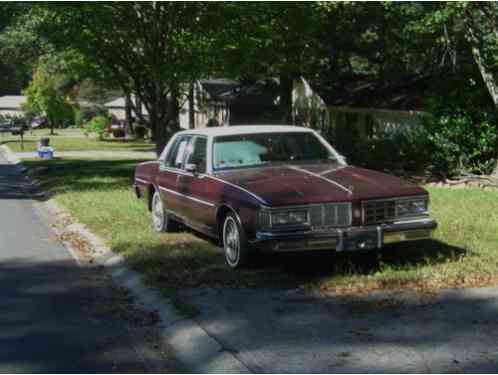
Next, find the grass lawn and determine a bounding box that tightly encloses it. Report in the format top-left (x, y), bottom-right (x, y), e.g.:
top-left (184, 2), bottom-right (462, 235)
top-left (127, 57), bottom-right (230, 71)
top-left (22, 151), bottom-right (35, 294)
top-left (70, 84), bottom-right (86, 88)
top-left (0, 128), bottom-right (154, 153)
top-left (23, 157), bottom-right (498, 296)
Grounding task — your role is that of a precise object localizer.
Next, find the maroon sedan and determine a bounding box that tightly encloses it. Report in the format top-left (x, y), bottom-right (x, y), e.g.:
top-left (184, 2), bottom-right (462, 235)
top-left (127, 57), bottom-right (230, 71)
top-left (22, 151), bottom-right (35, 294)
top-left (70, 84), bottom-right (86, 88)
top-left (134, 126), bottom-right (437, 268)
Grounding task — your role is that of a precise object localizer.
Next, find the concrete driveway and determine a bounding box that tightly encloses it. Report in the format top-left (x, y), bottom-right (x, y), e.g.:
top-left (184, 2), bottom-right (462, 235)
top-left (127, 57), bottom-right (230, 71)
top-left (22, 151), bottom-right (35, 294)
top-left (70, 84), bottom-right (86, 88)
top-left (181, 284), bottom-right (498, 373)
top-left (0, 155), bottom-right (171, 373)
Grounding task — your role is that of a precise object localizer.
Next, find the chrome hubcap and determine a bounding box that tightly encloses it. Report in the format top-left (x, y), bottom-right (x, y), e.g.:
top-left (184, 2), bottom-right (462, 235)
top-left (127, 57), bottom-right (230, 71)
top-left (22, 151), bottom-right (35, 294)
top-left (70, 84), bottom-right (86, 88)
top-left (152, 194), bottom-right (163, 229)
top-left (224, 218), bottom-right (240, 264)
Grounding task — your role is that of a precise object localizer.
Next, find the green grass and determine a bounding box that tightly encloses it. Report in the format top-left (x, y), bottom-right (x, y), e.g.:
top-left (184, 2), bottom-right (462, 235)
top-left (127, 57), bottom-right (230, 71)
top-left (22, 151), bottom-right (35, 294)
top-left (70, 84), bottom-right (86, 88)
top-left (23, 157), bottom-right (498, 295)
top-left (1, 128), bottom-right (154, 152)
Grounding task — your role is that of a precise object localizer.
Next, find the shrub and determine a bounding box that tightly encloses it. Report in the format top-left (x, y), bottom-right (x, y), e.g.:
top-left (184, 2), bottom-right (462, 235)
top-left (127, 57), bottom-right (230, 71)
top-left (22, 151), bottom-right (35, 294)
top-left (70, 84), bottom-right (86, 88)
top-left (421, 99), bottom-right (497, 176)
top-left (85, 115), bottom-right (111, 140)
top-left (328, 124), bottom-right (430, 173)
top-left (76, 105), bottom-right (109, 128)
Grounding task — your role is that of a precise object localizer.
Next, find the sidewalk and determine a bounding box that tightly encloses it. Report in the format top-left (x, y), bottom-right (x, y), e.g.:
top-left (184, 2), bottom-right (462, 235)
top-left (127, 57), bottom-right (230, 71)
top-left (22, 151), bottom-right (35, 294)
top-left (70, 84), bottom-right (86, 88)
top-left (14, 150), bottom-right (157, 160)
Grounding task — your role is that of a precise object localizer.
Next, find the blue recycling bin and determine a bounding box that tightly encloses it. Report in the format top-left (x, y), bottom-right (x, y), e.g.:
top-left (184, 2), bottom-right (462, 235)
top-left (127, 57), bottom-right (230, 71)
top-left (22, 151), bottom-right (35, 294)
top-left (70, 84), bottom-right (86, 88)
top-left (38, 146), bottom-right (54, 159)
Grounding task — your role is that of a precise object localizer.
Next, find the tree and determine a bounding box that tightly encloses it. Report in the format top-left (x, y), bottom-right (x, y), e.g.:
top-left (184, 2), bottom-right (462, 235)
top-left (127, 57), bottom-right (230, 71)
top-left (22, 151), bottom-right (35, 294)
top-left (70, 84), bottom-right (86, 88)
top-left (401, 2), bottom-right (498, 176)
top-left (462, 3), bottom-right (498, 176)
top-left (0, 3), bottom-right (34, 95)
top-left (214, 3), bottom-right (326, 123)
top-left (32, 3), bottom-right (219, 154)
top-left (23, 59), bottom-right (76, 135)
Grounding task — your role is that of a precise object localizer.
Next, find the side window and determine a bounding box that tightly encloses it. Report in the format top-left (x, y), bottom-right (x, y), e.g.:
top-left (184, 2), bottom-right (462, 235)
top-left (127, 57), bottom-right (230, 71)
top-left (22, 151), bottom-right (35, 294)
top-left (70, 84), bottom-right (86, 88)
top-left (165, 135), bottom-right (191, 169)
top-left (186, 137), bottom-right (208, 174)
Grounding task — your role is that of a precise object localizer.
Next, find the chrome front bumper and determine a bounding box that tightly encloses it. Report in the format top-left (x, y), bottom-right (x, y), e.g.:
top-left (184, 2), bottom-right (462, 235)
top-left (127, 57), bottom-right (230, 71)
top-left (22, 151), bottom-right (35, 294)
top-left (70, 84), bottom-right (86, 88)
top-left (253, 218), bottom-right (437, 253)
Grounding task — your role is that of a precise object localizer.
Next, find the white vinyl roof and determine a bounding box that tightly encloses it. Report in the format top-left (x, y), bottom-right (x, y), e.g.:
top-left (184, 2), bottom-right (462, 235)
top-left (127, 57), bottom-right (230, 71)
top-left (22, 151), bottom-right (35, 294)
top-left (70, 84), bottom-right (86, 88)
top-left (177, 125), bottom-right (315, 137)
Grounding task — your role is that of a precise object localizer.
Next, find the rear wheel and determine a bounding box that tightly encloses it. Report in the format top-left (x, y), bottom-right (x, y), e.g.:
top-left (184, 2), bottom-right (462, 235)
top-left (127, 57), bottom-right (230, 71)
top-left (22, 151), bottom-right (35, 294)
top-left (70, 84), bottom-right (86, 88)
top-left (223, 212), bottom-right (251, 268)
top-left (151, 191), bottom-right (178, 232)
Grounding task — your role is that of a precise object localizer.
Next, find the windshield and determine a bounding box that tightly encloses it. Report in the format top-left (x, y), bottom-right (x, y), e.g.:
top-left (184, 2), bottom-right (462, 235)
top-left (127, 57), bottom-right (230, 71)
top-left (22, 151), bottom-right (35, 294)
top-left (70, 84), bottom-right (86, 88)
top-left (213, 132), bottom-right (336, 171)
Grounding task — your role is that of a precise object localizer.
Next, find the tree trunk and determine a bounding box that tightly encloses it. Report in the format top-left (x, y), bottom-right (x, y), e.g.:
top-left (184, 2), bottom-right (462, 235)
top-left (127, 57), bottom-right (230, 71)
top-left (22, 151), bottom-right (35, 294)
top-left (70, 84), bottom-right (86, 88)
top-left (188, 82), bottom-right (195, 129)
top-left (152, 108), bottom-right (164, 156)
top-left (49, 115), bottom-right (55, 135)
top-left (280, 74), bottom-right (294, 124)
top-left (165, 84), bottom-right (181, 141)
top-left (124, 93), bottom-right (134, 135)
top-left (153, 89), bottom-right (180, 156)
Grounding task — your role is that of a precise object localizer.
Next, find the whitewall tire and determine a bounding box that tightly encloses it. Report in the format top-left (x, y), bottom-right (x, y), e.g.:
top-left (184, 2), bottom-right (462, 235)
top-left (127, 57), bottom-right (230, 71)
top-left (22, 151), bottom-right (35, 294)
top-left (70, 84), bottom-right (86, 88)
top-left (223, 212), bottom-right (250, 268)
top-left (151, 191), bottom-right (178, 232)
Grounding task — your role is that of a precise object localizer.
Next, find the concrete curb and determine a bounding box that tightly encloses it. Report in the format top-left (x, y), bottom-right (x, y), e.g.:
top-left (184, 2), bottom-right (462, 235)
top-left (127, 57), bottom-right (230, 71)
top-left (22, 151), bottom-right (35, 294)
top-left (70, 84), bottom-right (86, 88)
top-left (0, 145), bottom-right (252, 374)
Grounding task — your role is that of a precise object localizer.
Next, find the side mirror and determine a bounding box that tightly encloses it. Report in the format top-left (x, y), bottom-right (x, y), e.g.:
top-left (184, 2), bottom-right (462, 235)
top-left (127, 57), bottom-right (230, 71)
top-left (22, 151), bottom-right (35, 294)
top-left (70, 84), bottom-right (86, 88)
top-left (185, 163), bottom-right (198, 174)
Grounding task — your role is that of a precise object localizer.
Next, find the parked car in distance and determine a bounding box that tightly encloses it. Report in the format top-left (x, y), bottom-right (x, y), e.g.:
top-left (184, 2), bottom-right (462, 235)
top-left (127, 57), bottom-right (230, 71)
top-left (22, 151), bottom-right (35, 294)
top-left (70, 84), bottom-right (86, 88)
top-left (134, 125), bottom-right (437, 268)
top-left (0, 119), bottom-right (26, 135)
top-left (0, 121), bottom-right (12, 133)
top-left (30, 116), bottom-right (47, 130)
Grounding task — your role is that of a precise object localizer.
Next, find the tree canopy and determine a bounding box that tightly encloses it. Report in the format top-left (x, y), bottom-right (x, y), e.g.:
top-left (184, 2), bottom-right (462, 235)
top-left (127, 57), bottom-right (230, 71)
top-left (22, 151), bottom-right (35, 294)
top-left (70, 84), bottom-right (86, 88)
top-left (2, 2), bottom-right (498, 173)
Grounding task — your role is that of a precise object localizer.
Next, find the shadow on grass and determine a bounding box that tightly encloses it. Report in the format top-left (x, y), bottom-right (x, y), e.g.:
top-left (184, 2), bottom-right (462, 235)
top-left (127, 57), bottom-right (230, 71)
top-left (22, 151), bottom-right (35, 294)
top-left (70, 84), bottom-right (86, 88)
top-left (116, 232), bottom-right (467, 291)
top-left (22, 158), bottom-right (147, 199)
top-left (97, 138), bottom-right (156, 152)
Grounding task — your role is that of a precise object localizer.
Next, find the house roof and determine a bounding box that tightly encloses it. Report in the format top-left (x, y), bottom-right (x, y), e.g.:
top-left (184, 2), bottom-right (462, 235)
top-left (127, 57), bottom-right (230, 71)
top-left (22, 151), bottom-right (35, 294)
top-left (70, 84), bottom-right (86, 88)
top-left (319, 75), bottom-right (430, 111)
top-left (77, 100), bottom-right (97, 108)
top-left (104, 97), bottom-right (126, 108)
top-left (0, 95), bottom-right (26, 109)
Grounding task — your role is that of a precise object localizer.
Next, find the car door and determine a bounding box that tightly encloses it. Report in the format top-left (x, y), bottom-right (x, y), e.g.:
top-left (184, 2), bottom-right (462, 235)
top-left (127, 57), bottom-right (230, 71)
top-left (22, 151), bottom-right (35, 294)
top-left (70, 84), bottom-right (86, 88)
top-left (156, 134), bottom-right (192, 220)
top-left (176, 136), bottom-right (215, 233)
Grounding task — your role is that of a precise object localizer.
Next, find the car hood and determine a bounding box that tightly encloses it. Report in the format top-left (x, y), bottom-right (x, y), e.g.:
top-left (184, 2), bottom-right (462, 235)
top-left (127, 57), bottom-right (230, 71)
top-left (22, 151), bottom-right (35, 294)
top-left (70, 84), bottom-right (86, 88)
top-left (214, 163), bottom-right (426, 206)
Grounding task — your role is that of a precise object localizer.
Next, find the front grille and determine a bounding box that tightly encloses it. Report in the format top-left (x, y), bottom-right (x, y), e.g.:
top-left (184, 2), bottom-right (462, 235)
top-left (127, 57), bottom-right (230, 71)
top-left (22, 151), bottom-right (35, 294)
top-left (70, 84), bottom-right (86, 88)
top-left (310, 206), bottom-right (323, 226)
top-left (363, 200), bottom-right (396, 225)
top-left (310, 203), bottom-right (351, 228)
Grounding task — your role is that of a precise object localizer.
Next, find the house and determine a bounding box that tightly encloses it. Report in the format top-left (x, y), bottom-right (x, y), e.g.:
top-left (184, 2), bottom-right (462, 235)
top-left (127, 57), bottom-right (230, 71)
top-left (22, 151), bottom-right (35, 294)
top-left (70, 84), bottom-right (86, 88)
top-left (179, 77), bottom-right (328, 129)
top-left (104, 96), bottom-right (148, 122)
top-left (316, 75), bottom-right (429, 154)
top-left (103, 78), bottom-right (328, 130)
top-left (179, 78), bottom-right (279, 129)
top-left (0, 95), bottom-right (26, 118)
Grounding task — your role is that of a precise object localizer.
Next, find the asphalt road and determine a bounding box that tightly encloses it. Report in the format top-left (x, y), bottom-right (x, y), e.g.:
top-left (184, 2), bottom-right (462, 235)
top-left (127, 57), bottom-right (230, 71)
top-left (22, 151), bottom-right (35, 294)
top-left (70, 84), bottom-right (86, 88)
top-left (0, 155), bottom-right (166, 373)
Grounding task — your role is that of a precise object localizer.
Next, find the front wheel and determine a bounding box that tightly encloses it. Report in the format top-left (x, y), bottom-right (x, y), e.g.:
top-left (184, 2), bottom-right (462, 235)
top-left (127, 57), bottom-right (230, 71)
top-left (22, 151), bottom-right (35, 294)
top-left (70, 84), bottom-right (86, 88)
top-left (223, 212), bottom-right (251, 268)
top-left (151, 191), bottom-right (178, 232)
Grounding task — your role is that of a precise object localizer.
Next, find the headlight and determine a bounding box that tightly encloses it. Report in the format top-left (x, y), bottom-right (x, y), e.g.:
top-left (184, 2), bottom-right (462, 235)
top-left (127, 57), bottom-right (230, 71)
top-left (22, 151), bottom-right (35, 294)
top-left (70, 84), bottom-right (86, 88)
top-left (396, 198), bottom-right (428, 218)
top-left (258, 208), bottom-right (309, 228)
top-left (271, 210), bottom-right (309, 226)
